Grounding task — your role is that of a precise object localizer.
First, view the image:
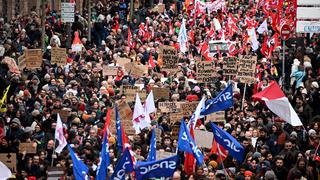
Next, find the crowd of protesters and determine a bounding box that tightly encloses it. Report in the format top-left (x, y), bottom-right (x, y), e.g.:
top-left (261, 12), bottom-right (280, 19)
top-left (0, 0), bottom-right (320, 179)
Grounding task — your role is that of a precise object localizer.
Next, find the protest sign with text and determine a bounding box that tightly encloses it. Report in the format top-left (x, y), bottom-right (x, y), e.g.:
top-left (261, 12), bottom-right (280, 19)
top-left (196, 61), bottom-right (219, 83)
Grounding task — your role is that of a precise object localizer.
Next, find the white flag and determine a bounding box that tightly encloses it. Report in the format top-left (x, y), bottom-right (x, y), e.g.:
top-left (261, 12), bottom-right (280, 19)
top-left (257, 19), bottom-right (268, 34)
top-left (132, 93), bottom-right (146, 134)
top-left (178, 19), bottom-right (188, 53)
top-left (187, 96), bottom-right (206, 129)
top-left (55, 114), bottom-right (67, 153)
top-left (0, 161), bottom-right (11, 180)
top-left (144, 90), bottom-right (156, 124)
top-left (247, 27), bottom-right (259, 51)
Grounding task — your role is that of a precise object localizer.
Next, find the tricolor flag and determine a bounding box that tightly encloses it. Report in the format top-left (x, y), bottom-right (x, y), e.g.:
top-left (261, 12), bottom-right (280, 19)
top-left (252, 81), bottom-right (303, 126)
top-left (55, 114), bottom-right (67, 153)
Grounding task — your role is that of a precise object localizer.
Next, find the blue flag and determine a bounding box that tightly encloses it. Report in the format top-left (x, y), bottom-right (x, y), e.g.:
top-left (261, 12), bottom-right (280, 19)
top-left (68, 145), bottom-right (89, 180)
top-left (200, 84), bottom-right (233, 115)
top-left (210, 122), bottom-right (244, 162)
top-left (96, 132), bottom-right (110, 180)
top-left (115, 105), bottom-right (123, 153)
top-left (135, 155), bottom-right (179, 180)
top-left (110, 148), bottom-right (134, 180)
top-left (178, 120), bottom-right (204, 166)
top-left (147, 128), bottom-right (157, 161)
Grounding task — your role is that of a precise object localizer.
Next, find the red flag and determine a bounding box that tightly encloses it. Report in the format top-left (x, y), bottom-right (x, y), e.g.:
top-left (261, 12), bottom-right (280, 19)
top-left (227, 13), bottom-right (239, 37)
top-left (102, 109), bottom-right (111, 137)
top-left (189, 29), bottom-right (195, 43)
top-left (200, 14), bottom-right (206, 25)
top-left (200, 41), bottom-right (211, 61)
top-left (184, 126), bottom-right (195, 175)
top-left (268, 33), bottom-right (280, 56)
top-left (261, 36), bottom-right (269, 57)
top-left (128, 27), bottom-right (132, 48)
top-left (149, 53), bottom-right (156, 68)
top-left (227, 41), bottom-right (237, 57)
top-left (138, 23), bottom-right (145, 37)
top-left (211, 139), bottom-right (228, 163)
top-left (169, 21), bottom-right (174, 35)
top-left (208, 23), bottom-right (216, 39)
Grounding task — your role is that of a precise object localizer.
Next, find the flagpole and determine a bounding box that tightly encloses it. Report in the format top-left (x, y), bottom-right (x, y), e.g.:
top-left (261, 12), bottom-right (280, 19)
top-left (241, 83), bottom-right (247, 111)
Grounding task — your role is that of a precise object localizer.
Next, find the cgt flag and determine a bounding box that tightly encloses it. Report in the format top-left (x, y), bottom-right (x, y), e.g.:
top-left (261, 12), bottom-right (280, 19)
top-left (178, 120), bottom-right (204, 166)
top-left (110, 148), bottom-right (134, 180)
top-left (200, 84), bottom-right (233, 116)
top-left (135, 155), bottom-right (179, 180)
top-left (210, 123), bottom-right (244, 162)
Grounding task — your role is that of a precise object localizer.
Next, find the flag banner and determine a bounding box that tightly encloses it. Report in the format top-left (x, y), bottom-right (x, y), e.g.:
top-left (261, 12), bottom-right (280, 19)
top-left (95, 131), bottom-right (110, 180)
top-left (55, 114), bottom-right (67, 153)
top-left (115, 105), bottom-right (124, 152)
top-left (252, 82), bottom-right (302, 126)
top-left (135, 155), bottom-right (179, 180)
top-left (178, 121), bottom-right (204, 165)
top-left (110, 148), bottom-right (134, 180)
top-left (68, 145), bottom-right (89, 180)
top-left (200, 84), bottom-right (233, 115)
top-left (210, 123), bottom-right (244, 162)
top-left (147, 128), bottom-right (157, 161)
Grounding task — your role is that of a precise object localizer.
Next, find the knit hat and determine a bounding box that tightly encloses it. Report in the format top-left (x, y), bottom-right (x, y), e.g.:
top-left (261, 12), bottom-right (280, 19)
top-left (244, 170), bottom-right (253, 177)
top-left (11, 118), bottom-right (21, 126)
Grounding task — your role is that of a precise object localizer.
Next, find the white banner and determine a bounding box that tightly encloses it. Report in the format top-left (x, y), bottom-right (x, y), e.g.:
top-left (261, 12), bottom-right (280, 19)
top-left (297, 7), bottom-right (320, 19)
top-left (296, 21), bottom-right (320, 33)
top-left (195, 0), bottom-right (226, 13)
top-left (297, 0), bottom-right (320, 5)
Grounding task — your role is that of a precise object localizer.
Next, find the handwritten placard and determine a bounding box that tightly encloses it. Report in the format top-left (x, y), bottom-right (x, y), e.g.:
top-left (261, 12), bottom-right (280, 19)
top-left (123, 86), bottom-right (147, 102)
top-left (158, 102), bottom-right (179, 113)
top-left (51, 48), bottom-right (67, 66)
top-left (206, 111), bottom-right (225, 123)
top-left (25, 49), bottom-right (42, 69)
top-left (237, 55), bottom-right (257, 83)
top-left (0, 153), bottom-right (16, 173)
top-left (103, 65), bottom-right (119, 76)
top-left (223, 57), bottom-right (238, 76)
top-left (160, 46), bottom-right (178, 71)
top-left (178, 101), bottom-right (199, 116)
top-left (124, 62), bottom-right (148, 78)
top-left (194, 130), bottom-right (214, 148)
top-left (19, 142), bottom-right (37, 154)
top-left (196, 61), bottom-right (219, 83)
top-left (169, 112), bottom-right (184, 122)
top-left (152, 87), bottom-right (170, 100)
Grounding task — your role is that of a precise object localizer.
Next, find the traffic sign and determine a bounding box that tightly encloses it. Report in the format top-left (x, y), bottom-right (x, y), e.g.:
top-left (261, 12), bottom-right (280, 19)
top-left (280, 24), bottom-right (291, 41)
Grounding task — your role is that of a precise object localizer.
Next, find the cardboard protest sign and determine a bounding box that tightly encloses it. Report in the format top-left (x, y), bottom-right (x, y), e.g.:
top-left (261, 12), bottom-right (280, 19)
top-left (158, 102), bottom-right (179, 113)
top-left (169, 112), bottom-right (184, 122)
top-left (19, 142), bottom-right (37, 154)
top-left (25, 49), bottom-right (42, 69)
top-left (160, 46), bottom-right (178, 71)
top-left (151, 4), bottom-right (165, 13)
top-left (152, 87), bottom-right (170, 100)
top-left (51, 48), bottom-right (67, 66)
top-left (237, 55), bottom-right (257, 83)
top-left (18, 54), bottom-right (26, 70)
top-left (124, 62), bottom-right (148, 78)
top-left (223, 57), bottom-right (238, 76)
top-left (196, 61), bottom-right (219, 83)
top-left (178, 101), bottom-right (199, 116)
top-left (103, 65), bottom-right (119, 76)
top-left (156, 150), bottom-right (175, 160)
top-left (206, 111), bottom-right (225, 123)
top-left (110, 102), bottom-right (135, 135)
top-left (122, 86), bottom-right (147, 102)
top-left (116, 57), bottom-right (131, 67)
top-left (194, 130), bottom-right (214, 148)
top-left (52, 109), bottom-right (70, 122)
top-left (0, 153), bottom-right (16, 173)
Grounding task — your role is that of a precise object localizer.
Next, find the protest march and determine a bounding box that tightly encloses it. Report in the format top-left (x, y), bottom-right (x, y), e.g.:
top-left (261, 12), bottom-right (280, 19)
top-left (0, 0), bottom-right (320, 179)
